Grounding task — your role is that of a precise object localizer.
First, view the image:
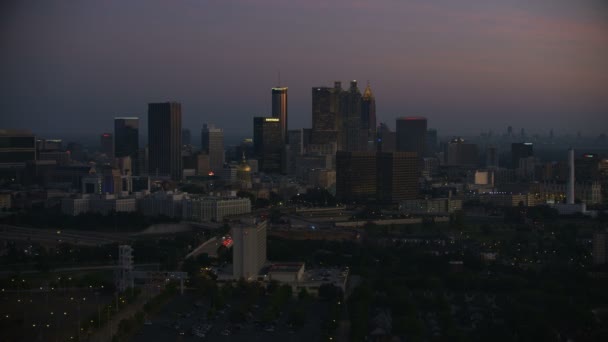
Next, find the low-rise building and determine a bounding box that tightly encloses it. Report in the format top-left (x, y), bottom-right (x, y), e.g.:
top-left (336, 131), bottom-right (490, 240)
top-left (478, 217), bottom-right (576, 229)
top-left (0, 192), bottom-right (12, 209)
top-left (138, 191), bottom-right (188, 218)
top-left (184, 196), bottom-right (251, 222)
top-left (400, 198), bottom-right (463, 215)
top-left (61, 196), bottom-right (91, 216)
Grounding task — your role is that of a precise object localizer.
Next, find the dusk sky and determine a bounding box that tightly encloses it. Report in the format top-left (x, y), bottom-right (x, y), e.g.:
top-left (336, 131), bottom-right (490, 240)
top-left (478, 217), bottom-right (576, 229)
top-left (1, 0), bottom-right (607, 138)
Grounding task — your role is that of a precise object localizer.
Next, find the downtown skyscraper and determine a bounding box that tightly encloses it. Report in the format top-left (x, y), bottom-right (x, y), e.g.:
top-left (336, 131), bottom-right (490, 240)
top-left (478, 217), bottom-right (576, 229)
top-left (201, 124), bottom-right (225, 172)
top-left (396, 117), bottom-right (427, 158)
top-left (114, 117), bottom-right (139, 174)
top-left (339, 80), bottom-right (364, 152)
top-left (148, 102), bottom-right (182, 180)
top-left (361, 82), bottom-right (376, 145)
top-left (311, 83), bottom-right (341, 147)
top-left (271, 87), bottom-right (288, 144)
top-left (311, 80), bottom-right (376, 152)
top-left (253, 117), bottom-right (282, 173)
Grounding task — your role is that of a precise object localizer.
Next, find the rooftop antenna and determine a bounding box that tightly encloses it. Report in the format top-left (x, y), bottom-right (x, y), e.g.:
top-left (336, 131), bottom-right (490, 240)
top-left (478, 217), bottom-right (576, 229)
top-left (278, 70), bottom-right (281, 87)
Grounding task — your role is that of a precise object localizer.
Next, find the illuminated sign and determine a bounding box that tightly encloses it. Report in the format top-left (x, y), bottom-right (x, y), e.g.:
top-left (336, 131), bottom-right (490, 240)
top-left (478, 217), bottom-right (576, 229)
top-left (208, 171), bottom-right (215, 176)
top-left (264, 118), bottom-right (280, 122)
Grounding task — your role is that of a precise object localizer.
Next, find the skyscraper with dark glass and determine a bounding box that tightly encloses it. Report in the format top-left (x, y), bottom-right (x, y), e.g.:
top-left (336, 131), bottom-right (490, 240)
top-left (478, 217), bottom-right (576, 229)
top-left (511, 142), bottom-right (534, 169)
top-left (311, 84), bottom-right (341, 147)
top-left (271, 87), bottom-right (288, 144)
top-left (114, 117), bottom-right (139, 174)
top-left (148, 102), bottom-right (182, 180)
top-left (253, 117), bottom-right (282, 173)
top-left (396, 117), bottom-right (427, 158)
top-left (376, 152), bottom-right (418, 203)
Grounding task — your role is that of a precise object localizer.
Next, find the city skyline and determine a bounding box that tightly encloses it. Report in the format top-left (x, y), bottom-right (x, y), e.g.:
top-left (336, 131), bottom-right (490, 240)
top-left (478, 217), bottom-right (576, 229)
top-left (1, 0), bottom-right (607, 136)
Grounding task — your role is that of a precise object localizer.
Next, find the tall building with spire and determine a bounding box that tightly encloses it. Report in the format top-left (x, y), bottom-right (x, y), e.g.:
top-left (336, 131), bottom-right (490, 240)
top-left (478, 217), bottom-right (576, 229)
top-left (361, 82), bottom-right (376, 143)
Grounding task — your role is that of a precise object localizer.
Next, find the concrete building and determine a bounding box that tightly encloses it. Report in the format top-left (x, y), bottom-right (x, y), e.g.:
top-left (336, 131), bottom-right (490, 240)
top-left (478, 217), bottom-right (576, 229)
top-left (220, 164), bottom-right (238, 184)
top-left (61, 194), bottom-right (138, 216)
top-left (422, 157), bottom-right (440, 179)
top-left (400, 198), bottom-right (462, 215)
top-left (90, 194), bottom-right (137, 215)
top-left (38, 151), bottom-right (71, 166)
top-left (0, 192), bottom-right (12, 209)
top-left (233, 218), bottom-right (267, 280)
top-left (61, 196), bottom-right (91, 216)
top-left (295, 154), bottom-right (333, 180)
top-left (307, 169), bottom-right (336, 190)
top-left (534, 181), bottom-right (602, 205)
top-left (185, 196), bottom-right (251, 222)
top-left (36, 139), bottom-right (63, 152)
top-left (447, 138), bottom-right (478, 167)
top-left (473, 170), bottom-right (495, 186)
top-left (201, 124), bottom-right (225, 172)
top-left (138, 191), bottom-right (187, 218)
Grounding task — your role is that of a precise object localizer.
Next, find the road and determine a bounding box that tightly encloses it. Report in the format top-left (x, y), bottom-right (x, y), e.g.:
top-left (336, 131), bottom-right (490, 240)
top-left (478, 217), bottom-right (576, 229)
top-left (0, 224), bottom-right (128, 246)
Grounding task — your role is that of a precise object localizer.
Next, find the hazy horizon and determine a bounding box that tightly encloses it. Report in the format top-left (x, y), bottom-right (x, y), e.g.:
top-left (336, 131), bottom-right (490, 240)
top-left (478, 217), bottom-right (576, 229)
top-left (2, 0), bottom-right (607, 136)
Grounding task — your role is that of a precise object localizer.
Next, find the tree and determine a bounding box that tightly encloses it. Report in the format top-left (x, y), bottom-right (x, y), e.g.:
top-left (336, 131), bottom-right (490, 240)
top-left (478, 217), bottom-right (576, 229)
top-left (298, 287), bottom-right (310, 301)
top-left (318, 284), bottom-right (343, 302)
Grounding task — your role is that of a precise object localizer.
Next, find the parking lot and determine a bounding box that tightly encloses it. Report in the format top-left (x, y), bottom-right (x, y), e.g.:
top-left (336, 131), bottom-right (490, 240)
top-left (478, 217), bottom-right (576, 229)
top-left (133, 291), bottom-right (327, 341)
